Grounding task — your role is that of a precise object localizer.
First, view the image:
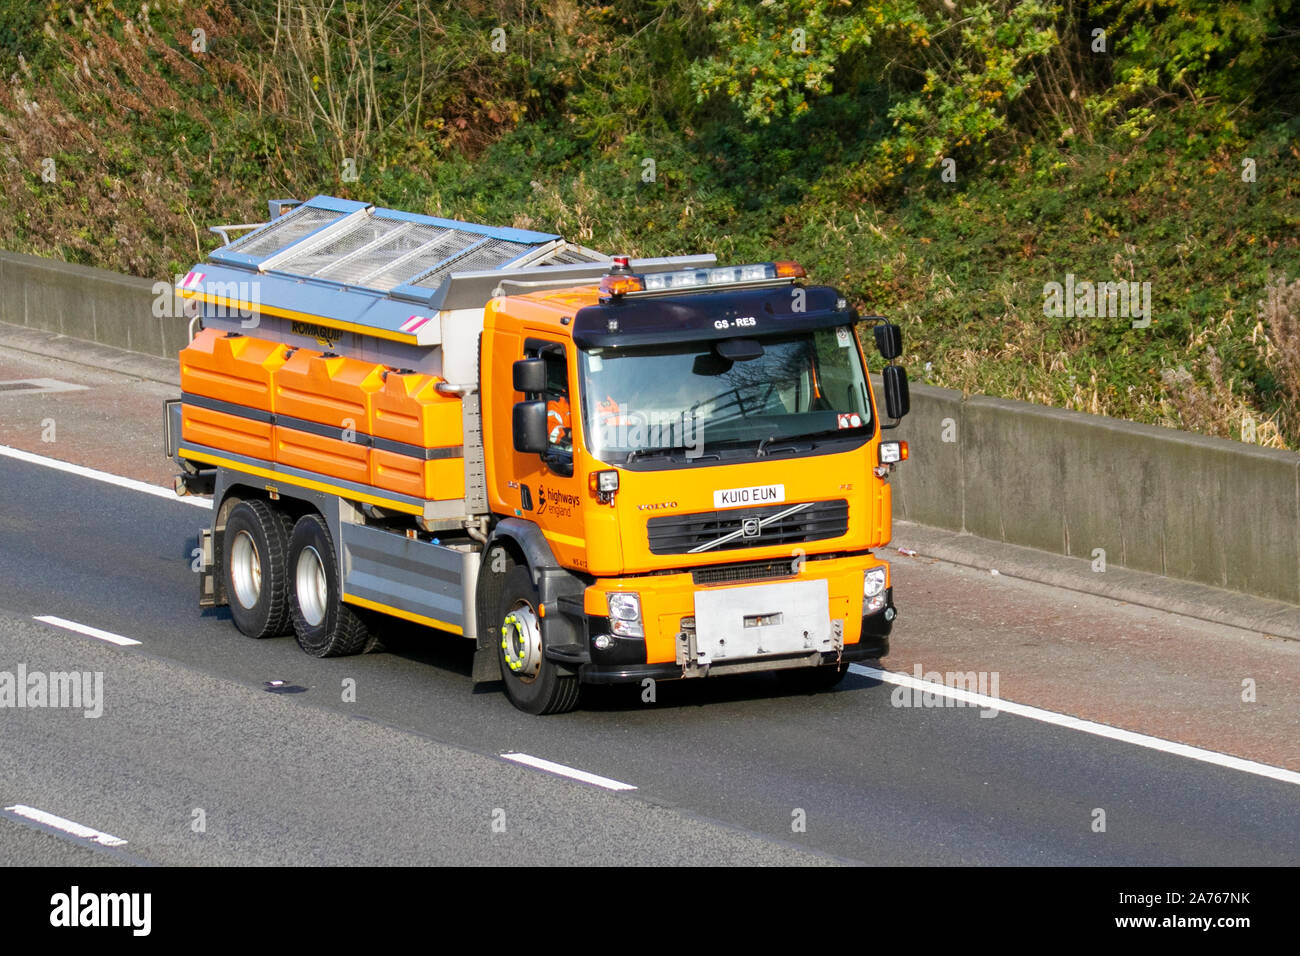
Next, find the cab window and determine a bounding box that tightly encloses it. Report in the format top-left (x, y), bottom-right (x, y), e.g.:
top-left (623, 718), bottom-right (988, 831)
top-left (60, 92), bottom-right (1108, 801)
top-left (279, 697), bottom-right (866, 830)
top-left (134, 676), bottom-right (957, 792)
top-left (524, 342), bottom-right (573, 475)
top-left (543, 349), bottom-right (572, 454)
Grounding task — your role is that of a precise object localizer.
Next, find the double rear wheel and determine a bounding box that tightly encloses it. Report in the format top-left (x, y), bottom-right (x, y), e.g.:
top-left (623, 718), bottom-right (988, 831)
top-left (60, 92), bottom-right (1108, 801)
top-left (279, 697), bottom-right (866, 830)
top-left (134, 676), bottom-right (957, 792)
top-left (222, 500), bottom-right (377, 656)
top-left (286, 514), bottom-right (378, 657)
top-left (223, 500), bottom-right (293, 639)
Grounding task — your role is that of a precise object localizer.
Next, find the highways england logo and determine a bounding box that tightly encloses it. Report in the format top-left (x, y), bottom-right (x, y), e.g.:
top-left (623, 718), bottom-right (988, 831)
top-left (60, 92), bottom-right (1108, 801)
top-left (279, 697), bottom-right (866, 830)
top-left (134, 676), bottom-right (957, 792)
top-left (0, 664), bottom-right (103, 718)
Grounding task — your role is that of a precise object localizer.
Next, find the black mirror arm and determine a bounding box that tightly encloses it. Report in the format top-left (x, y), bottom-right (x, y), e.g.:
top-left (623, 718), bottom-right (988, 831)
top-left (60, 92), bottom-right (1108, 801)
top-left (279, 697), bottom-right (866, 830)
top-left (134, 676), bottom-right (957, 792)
top-left (543, 450), bottom-right (574, 477)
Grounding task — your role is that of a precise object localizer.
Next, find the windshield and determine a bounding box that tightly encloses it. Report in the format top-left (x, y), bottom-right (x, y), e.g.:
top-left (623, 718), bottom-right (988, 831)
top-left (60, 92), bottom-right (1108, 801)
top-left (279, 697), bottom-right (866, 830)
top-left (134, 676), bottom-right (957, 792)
top-left (579, 326), bottom-right (872, 462)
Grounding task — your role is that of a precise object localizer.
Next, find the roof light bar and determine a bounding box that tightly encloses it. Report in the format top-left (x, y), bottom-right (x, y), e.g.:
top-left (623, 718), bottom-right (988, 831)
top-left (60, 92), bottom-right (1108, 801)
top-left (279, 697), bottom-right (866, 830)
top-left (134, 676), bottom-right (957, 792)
top-left (598, 260), bottom-right (805, 300)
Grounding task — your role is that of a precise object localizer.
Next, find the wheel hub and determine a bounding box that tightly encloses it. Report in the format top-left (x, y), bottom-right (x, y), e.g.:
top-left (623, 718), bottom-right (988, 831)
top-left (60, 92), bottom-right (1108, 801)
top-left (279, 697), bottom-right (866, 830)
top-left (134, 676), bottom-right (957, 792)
top-left (501, 603), bottom-right (542, 681)
top-left (230, 530), bottom-right (262, 609)
top-left (295, 545), bottom-right (328, 628)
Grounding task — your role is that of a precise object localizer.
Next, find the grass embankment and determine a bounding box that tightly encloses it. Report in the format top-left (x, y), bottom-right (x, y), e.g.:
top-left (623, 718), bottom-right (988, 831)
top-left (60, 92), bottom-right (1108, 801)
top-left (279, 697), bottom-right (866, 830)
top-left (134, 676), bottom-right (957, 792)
top-left (1, 1), bottom-right (1297, 445)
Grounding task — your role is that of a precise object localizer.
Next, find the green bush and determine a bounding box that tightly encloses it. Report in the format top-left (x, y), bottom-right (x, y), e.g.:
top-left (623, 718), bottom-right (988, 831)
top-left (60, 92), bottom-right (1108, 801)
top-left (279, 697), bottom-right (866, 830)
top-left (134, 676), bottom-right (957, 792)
top-left (0, 0), bottom-right (1298, 445)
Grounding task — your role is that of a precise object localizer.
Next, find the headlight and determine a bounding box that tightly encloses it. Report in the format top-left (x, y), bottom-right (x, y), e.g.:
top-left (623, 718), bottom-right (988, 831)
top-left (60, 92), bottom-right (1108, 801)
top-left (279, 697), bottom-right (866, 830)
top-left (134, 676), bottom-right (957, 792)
top-left (607, 592), bottom-right (643, 637)
top-left (863, 568), bottom-right (887, 598)
top-left (863, 568), bottom-right (887, 614)
top-left (879, 441), bottom-right (908, 464)
top-left (589, 469), bottom-right (619, 493)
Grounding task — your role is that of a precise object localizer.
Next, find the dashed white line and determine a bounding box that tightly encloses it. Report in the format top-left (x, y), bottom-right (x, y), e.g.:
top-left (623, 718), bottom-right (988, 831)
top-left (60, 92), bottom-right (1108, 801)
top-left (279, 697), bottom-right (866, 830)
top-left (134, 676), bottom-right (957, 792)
top-left (5, 432), bottom-right (1296, 793)
top-left (3, 805), bottom-right (128, 847)
top-left (500, 752), bottom-right (637, 791)
top-left (34, 615), bottom-right (142, 647)
top-left (849, 663), bottom-right (1300, 787)
top-left (0, 378), bottom-right (89, 395)
top-left (0, 444), bottom-right (208, 509)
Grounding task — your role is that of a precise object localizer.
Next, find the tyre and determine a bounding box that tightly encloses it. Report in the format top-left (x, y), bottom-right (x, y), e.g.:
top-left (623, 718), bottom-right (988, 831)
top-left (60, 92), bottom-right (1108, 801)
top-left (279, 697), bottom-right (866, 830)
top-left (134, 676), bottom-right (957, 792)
top-left (287, 513), bottom-right (375, 657)
top-left (223, 499), bottom-right (293, 639)
top-left (775, 661), bottom-right (849, 693)
top-left (497, 566), bottom-right (580, 715)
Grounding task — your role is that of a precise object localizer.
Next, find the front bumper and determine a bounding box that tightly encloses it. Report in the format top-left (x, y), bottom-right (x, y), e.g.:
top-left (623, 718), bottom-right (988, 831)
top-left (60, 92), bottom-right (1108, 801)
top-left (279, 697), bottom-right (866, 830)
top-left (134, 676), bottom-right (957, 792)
top-left (543, 555), bottom-right (895, 684)
top-left (579, 612), bottom-right (892, 684)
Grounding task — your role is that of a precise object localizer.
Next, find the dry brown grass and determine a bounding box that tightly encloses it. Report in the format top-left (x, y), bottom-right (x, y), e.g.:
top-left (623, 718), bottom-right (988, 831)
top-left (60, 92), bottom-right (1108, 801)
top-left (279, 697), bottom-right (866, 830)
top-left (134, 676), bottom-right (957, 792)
top-left (1260, 273), bottom-right (1300, 446)
top-left (0, 2), bottom-right (269, 276)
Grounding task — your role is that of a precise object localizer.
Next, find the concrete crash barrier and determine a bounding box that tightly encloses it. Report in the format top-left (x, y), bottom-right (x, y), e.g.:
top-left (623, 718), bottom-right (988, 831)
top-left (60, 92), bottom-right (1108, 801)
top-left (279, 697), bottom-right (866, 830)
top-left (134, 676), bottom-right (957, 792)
top-left (0, 249), bottom-right (184, 358)
top-left (886, 380), bottom-right (1300, 606)
top-left (2, 248), bottom-right (1297, 605)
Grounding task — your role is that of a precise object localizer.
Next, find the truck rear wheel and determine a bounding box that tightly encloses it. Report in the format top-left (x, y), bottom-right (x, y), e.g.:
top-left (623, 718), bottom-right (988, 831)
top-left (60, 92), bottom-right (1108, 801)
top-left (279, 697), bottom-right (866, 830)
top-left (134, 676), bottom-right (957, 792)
top-left (497, 566), bottom-right (580, 715)
top-left (287, 514), bottom-right (375, 658)
top-left (223, 500), bottom-right (293, 639)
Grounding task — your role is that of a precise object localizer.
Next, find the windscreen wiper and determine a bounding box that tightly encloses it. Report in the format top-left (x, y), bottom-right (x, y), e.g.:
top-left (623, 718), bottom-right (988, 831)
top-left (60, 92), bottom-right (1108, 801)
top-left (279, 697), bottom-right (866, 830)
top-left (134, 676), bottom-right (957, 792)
top-left (625, 445), bottom-right (715, 464)
top-left (762, 426), bottom-right (869, 455)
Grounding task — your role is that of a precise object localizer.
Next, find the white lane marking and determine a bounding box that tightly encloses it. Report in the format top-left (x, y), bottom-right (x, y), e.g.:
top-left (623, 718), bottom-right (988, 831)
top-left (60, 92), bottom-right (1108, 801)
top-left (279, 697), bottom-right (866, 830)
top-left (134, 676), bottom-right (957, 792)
top-left (3, 805), bottom-right (128, 847)
top-left (0, 444), bottom-right (208, 509)
top-left (500, 752), bottom-right (637, 791)
top-left (34, 615), bottom-right (142, 647)
top-left (0, 378), bottom-right (90, 395)
top-left (850, 663), bottom-right (1300, 787)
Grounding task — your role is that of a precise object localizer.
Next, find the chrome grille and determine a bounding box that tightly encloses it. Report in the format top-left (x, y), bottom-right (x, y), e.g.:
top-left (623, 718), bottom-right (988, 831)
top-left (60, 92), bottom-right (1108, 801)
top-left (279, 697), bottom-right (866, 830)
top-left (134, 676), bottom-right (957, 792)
top-left (691, 559), bottom-right (800, 586)
top-left (647, 499), bottom-right (849, 556)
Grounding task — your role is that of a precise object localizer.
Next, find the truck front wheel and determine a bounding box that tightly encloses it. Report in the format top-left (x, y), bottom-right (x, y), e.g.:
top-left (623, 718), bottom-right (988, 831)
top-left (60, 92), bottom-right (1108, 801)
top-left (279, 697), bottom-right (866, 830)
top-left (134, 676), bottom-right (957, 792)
top-left (287, 514), bottom-right (375, 657)
top-left (223, 500), bottom-right (293, 639)
top-left (497, 566), bottom-right (580, 715)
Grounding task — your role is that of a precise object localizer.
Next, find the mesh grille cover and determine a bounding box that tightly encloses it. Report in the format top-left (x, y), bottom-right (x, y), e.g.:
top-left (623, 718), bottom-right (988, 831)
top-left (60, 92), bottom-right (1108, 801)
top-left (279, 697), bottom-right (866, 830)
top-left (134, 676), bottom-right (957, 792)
top-left (277, 218), bottom-right (404, 277)
top-left (359, 227), bottom-right (483, 290)
top-left (226, 206), bottom-right (342, 258)
top-left (544, 245), bottom-right (608, 265)
top-left (216, 201), bottom-right (581, 292)
top-left (691, 560), bottom-right (800, 586)
top-left (412, 238), bottom-right (532, 289)
top-left (315, 223), bottom-right (446, 286)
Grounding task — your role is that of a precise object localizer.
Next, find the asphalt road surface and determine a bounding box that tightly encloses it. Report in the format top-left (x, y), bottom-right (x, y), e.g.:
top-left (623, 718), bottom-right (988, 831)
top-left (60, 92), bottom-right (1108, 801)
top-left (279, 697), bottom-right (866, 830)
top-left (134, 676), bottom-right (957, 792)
top-left (1, 453), bottom-right (1297, 866)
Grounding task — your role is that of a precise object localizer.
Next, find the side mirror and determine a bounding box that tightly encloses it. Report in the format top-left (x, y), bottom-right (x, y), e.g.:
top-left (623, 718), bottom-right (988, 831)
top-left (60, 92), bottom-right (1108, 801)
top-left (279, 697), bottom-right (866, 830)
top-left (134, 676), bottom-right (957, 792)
top-left (873, 323), bottom-right (903, 361)
top-left (512, 400), bottom-right (549, 454)
top-left (513, 358), bottom-right (546, 394)
top-left (882, 365), bottom-right (910, 421)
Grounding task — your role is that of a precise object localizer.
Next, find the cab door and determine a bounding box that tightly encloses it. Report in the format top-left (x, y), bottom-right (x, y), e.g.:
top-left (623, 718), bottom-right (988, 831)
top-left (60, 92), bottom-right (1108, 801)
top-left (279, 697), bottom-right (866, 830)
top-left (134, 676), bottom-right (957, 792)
top-left (513, 338), bottom-right (587, 565)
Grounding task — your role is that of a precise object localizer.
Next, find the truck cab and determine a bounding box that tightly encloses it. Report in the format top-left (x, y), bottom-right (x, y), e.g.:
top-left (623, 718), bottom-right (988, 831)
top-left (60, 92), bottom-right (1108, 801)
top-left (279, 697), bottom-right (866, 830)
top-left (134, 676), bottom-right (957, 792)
top-left (475, 259), bottom-right (910, 712)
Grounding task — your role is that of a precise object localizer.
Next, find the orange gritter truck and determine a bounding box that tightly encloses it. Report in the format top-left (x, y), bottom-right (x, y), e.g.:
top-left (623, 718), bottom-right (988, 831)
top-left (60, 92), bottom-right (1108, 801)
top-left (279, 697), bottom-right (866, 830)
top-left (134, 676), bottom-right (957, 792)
top-left (165, 195), bottom-right (911, 713)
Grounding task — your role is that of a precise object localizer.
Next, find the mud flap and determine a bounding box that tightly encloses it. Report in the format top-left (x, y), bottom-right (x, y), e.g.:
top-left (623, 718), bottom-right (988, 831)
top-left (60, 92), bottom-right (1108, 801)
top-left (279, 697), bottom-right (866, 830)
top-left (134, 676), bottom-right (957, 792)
top-left (197, 526), bottom-right (221, 608)
top-left (472, 636), bottom-right (502, 684)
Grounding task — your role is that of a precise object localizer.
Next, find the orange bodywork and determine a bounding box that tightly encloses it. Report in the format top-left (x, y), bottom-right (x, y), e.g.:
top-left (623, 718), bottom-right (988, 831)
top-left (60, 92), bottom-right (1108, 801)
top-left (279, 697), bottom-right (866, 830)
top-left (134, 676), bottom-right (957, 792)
top-left (179, 327), bottom-right (465, 500)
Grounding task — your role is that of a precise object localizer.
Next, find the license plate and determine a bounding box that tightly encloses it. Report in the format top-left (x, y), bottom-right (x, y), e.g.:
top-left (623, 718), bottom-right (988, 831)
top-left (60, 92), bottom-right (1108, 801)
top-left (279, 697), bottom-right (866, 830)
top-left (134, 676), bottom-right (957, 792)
top-left (692, 579), bottom-right (832, 662)
top-left (713, 483), bottom-right (785, 509)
